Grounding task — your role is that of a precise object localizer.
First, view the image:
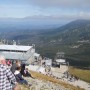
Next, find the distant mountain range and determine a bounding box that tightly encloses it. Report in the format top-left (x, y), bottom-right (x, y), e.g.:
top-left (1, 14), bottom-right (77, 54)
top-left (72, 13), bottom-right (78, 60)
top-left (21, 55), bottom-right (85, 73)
top-left (0, 19), bottom-right (90, 67)
top-left (39, 19), bottom-right (90, 43)
top-left (0, 18), bottom-right (63, 32)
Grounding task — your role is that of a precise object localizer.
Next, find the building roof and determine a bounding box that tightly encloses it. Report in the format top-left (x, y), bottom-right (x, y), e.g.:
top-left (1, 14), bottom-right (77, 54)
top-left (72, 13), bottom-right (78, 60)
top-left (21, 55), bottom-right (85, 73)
top-left (56, 52), bottom-right (65, 55)
top-left (0, 45), bottom-right (33, 51)
top-left (0, 52), bottom-right (32, 60)
top-left (56, 59), bottom-right (66, 63)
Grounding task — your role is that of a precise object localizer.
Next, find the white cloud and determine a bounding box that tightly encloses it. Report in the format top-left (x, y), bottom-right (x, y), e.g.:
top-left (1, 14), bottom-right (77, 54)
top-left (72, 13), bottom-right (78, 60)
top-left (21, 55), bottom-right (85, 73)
top-left (26, 0), bottom-right (90, 20)
top-left (24, 12), bottom-right (90, 21)
top-left (28, 0), bottom-right (90, 10)
top-left (0, 0), bottom-right (90, 20)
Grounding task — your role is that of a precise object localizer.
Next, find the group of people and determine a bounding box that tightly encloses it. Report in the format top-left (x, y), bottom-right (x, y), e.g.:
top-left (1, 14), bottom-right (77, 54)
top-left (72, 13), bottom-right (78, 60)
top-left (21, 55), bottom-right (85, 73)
top-left (12, 60), bottom-right (33, 85)
top-left (0, 55), bottom-right (33, 90)
top-left (63, 71), bottom-right (79, 82)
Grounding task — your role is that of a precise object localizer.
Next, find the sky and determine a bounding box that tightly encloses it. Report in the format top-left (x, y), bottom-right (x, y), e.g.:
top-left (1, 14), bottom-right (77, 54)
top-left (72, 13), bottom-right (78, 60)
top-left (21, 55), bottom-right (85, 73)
top-left (0, 0), bottom-right (90, 22)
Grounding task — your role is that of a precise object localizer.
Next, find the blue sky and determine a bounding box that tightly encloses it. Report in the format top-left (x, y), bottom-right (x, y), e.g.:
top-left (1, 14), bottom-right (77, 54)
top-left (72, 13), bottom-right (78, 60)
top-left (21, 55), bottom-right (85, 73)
top-left (0, 0), bottom-right (90, 21)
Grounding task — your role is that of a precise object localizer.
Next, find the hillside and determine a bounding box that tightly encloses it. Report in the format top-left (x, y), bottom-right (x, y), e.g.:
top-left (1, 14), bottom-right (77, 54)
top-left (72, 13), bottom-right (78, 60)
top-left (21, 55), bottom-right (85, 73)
top-left (0, 19), bottom-right (90, 67)
top-left (38, 19), bottom-right (90, 43)
top-left (19, 71), bottom-right (85, 90)
top-left (36, 19), bottom-right (90, 67)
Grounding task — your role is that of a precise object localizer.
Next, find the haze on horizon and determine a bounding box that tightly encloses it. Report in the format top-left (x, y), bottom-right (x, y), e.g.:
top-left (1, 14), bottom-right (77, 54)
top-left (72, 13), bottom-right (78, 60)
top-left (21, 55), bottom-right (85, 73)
top-left (0, 0), bottom-right (90, 25)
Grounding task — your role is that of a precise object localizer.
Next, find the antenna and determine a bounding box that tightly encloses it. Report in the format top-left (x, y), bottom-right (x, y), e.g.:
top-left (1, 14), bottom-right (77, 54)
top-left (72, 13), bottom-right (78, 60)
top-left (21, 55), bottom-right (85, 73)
top-left (3, 39), bottom-right (6, 44)
top-left (32, 44), bottom-right (35, 48)
top-left (6, 40), bottom-right (8, 45)
top-left (13, 40), bottom-right (16, 45)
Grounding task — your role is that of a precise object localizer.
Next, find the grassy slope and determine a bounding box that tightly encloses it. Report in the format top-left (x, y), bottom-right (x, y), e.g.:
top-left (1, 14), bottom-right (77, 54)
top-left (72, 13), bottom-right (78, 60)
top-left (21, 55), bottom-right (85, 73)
top-left (18, 68), bottom-right (89, 90)
top-left (69, 67), bottom-right (90, 83)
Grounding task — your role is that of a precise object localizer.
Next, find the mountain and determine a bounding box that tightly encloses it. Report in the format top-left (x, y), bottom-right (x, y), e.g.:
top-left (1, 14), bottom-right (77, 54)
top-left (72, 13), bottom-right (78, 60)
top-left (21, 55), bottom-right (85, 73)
top-left (39, 19), bottom-right (90, 43)
top-left (0, 19), bottom-right (90, 67)
top-left (0, 18), bottom-right (63, 32)
top-left (35, 19), bottom-right (90, 67)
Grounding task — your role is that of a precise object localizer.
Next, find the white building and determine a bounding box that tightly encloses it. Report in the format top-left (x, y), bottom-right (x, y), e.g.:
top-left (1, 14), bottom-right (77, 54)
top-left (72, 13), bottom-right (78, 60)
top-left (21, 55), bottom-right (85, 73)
top-left (0, 44), bottom-right (39, 64)
top-left (41, 58), bottom-right (52, 66)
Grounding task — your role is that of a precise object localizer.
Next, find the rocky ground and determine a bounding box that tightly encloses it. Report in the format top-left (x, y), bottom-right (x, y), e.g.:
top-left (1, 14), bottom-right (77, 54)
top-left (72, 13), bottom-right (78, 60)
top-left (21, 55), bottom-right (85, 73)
top-left (20, 66), bottom-right (85, 90)
top-left (24, 77), bottom-right (70, 90)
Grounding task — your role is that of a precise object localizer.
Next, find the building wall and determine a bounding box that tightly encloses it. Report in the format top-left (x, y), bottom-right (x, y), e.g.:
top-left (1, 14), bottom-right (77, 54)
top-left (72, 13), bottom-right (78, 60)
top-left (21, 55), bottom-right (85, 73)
top-left (51, 65), bottom-right (68, 73)
top-left (0, 45), bottom-right (36, 64)
top-left (27, 47), bottom-right (35, 64)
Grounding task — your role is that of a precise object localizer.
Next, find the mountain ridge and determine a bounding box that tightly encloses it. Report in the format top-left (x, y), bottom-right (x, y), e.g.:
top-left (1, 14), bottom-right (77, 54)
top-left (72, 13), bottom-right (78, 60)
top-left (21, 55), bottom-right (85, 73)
top-left (0, 19), bottom-right (90, 67)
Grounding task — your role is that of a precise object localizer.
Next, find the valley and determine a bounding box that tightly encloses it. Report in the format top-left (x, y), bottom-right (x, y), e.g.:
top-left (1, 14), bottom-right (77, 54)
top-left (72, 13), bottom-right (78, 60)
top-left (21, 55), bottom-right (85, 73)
top-left (0, 19), bottom-right (90, 67)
